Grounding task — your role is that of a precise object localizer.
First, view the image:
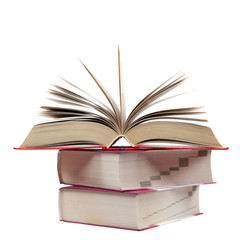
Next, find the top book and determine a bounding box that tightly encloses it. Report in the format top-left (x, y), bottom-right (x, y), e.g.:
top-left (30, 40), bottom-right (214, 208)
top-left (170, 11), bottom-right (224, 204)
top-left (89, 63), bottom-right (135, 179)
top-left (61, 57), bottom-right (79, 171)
top-left (20, 47), bottom-right (222, 149)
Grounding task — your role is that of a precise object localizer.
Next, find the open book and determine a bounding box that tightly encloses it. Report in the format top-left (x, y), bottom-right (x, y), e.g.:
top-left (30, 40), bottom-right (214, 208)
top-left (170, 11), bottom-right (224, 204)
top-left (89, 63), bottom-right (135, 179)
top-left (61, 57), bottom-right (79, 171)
top-left (20, 47), bottom-right (222, 149)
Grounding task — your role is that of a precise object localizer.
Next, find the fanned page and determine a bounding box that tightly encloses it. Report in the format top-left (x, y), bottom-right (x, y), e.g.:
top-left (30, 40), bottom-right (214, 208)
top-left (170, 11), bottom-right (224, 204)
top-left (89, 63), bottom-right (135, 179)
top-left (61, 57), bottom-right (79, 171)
top-left (79, 59), bottom-right (121, 133)
top-left (124, 73), bottom-right (187, 130)
top-left (118, 45), bottom-right (125, 132)
top-left (19, 48), bottom-right (223, 149)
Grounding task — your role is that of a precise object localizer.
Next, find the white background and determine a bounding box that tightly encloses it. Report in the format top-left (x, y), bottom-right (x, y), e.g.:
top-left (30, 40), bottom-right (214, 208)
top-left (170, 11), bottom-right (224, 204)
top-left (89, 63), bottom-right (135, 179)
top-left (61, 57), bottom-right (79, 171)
top-left (0, 0), bottom-right (239, 239)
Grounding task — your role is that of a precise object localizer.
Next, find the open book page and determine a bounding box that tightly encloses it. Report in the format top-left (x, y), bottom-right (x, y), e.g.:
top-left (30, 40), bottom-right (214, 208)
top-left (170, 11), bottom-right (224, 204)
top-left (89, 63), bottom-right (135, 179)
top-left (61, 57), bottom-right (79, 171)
top-left (124, 107), bottom-right (207, 133)
top-left (42, 83), bottom-right (119, 132)
top-left (125, 121), bottom-right (222, 148)
top-left (20, 120), bottom-right (119, 148)
top-left (124, 73), bottom-right (184, 126)
top-left (118, 45), bottom-right (126, 132)
top-left (57, 76), bottom-right (116, 122)
top-left (79, 59), bottom-right (121, 131)
top-left (124, 73), bottom-right (199, 130)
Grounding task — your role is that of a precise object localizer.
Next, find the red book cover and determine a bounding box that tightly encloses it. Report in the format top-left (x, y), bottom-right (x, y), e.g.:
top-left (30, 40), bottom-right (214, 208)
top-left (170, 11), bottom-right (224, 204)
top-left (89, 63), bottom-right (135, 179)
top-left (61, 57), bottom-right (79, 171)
top-left (14, 145), bottom-right (229, 150)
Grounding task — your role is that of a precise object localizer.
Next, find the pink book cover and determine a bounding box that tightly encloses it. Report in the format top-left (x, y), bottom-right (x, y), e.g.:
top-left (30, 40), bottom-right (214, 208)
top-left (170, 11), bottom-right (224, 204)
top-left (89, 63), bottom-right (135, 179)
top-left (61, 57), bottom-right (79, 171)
top-left (60, 185), bottom-right (158, 194)
top-left (60, 214), bottom-right (203, 231)
top-left (59, 186), bottom-right (203, 231)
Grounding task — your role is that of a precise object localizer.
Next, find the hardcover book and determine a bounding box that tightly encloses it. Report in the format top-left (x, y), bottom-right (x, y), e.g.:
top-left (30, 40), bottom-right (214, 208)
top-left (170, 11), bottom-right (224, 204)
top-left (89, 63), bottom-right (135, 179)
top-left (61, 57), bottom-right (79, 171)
top-left (58, 149), bottom-right (213, 190)
top-left (59, 185), bottom-right (200, 231)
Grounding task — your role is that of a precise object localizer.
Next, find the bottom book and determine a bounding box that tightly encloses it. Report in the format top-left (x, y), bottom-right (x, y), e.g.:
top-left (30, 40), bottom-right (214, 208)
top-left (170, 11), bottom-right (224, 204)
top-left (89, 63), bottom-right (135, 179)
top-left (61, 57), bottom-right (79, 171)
top-left (59, 185), bottom-right (201, 231)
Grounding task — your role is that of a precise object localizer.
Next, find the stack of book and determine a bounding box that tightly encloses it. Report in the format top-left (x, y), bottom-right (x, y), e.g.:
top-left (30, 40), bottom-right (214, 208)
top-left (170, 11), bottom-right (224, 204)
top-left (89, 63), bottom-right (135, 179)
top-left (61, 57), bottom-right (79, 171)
top-left (57, 146), bottom-right (220, 230)
top-left (17, 48), bottom-right (227, 230)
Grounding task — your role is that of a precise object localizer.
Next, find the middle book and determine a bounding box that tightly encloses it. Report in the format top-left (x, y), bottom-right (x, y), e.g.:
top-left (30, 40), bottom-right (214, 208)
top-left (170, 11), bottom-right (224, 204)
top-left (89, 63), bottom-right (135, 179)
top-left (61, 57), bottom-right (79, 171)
top-left (57, 149), bottom-right (213, 190)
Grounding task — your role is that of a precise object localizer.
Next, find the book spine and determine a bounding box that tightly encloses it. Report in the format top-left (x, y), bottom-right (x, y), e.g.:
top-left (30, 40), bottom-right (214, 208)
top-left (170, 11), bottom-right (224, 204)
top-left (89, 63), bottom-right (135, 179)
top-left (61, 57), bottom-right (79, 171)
top-left (57, 150), bottom-right (63, 184)
top-left (58, 187), bottom-right (63, 221)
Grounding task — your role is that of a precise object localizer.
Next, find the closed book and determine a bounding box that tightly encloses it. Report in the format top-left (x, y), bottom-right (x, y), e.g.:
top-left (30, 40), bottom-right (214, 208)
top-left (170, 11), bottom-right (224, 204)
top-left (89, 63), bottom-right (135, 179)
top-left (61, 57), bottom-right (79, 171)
top-left (58, 149), bottom-right (213, 190)
top-left (59, 185), bottom-right (201, 231)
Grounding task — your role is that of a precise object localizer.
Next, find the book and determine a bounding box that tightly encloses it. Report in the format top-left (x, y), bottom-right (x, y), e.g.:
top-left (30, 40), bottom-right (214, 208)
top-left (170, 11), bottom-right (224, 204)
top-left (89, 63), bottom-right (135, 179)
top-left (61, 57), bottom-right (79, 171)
top-left (59, 185), bottom-right (201, 231)
top-left (19, 47), bottom-right (222, 149)
top-left (58, 149), bottom-right (213, 190)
